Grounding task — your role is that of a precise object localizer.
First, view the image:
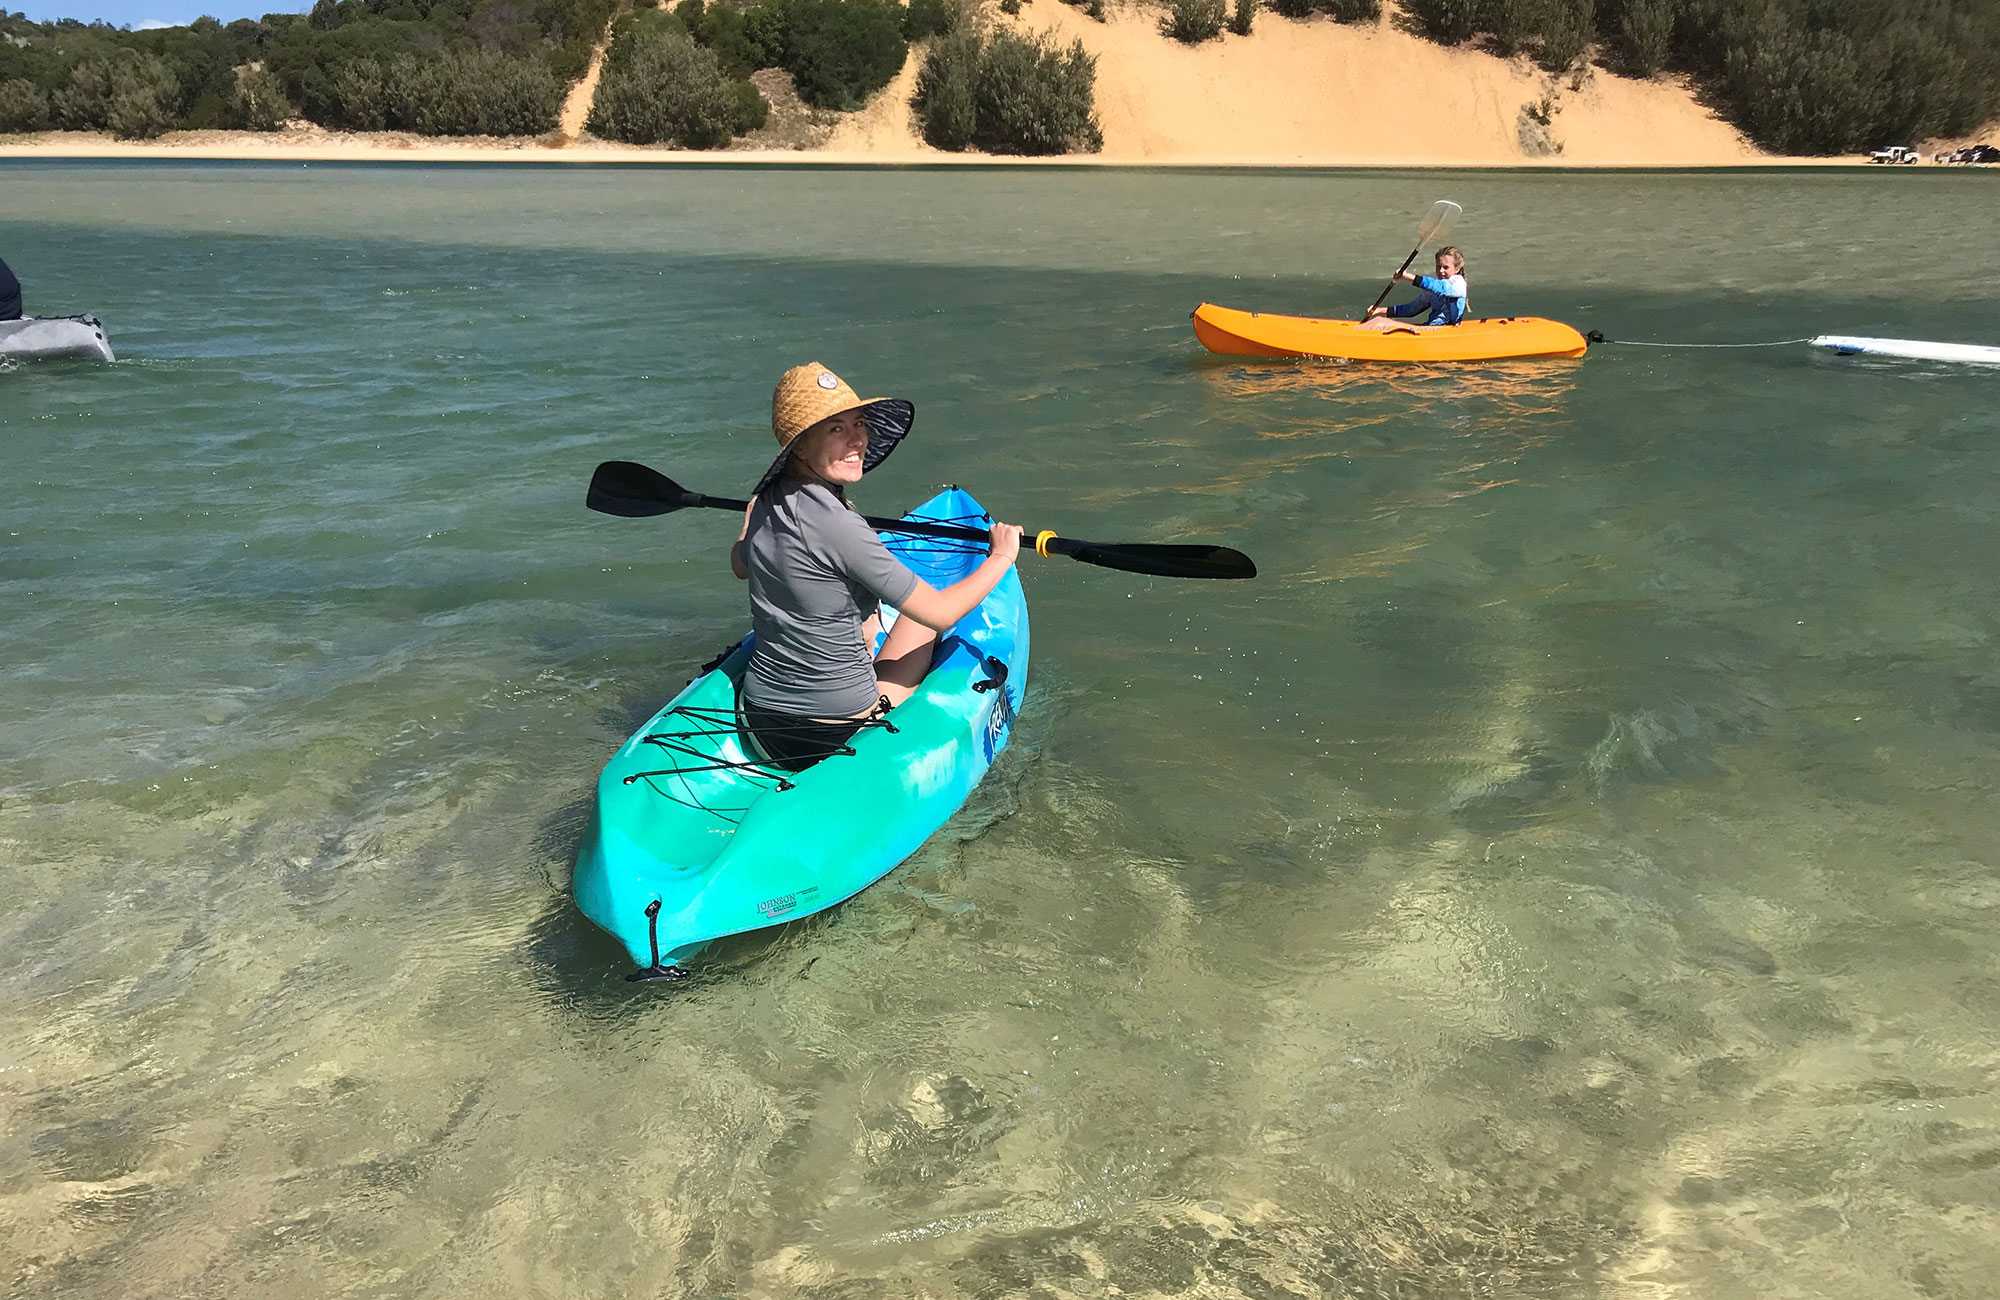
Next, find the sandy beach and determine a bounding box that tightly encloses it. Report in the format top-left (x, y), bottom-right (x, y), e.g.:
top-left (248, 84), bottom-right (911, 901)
top-left (2, 0), bottom-right (1989, 166)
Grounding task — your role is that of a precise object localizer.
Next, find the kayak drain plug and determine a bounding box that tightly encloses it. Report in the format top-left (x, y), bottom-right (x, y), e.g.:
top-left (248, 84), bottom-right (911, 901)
top-left (628, 899), bottom-right (690, 983)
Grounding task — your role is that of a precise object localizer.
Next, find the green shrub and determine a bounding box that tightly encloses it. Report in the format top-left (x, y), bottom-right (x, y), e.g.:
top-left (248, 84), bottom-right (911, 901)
top-left (1612, 0), bottom-right (1672, 75)
top-left (544, 0), bottom-right (621, 84)
top-left (1229, 0), bottom-right (1254, 36)
top-left (1269, 0), bottom-right (1314, 17)
top-left (1404, 0), bottom-right (1479, 42)
top-left (999, 0), bottom-right (1020, 12)
top-left (316, 51), bottom-right (559, 135)
top-left (902, 0), bottom-right (960, 41)
top-left (0, 77), bottom-right (50, 132)
top-left (972, 28), bottom-right (1099, 154)
top-left (1324, 0), bottom-right (1379, 19)
top-left (912, 24), bottom-right (977, 147)
top-left (233, 65), bottom-right (292, 130)
top-left (587, 27), bottom-right (741, 146)
top-left (53, 53), bottom-right (180, 138)
top-left (1059, 0), bottom-right (1105, 19)
top-left (607, 7), bottom-right (692, 67)
top-left (913, 26), bottom-right (1099, 154)
top-left (1481, 0), bottom-right (1590, 64)
top-left (732, 76), bottom-right (770, 131)
top-left (1519, 0), bottom-right (1590, 68)
top-left (697, 4), bottom-right (767, 74)
top-left (1162, 0), bottom-right (1225, 43)
top-left (326, 57), bottom-right (396, 128)
top-left (743, 0), bottom-right (793, 67)
top-left (397, 50), bottom-right (562, 135)
top-left (783, 0), bottom-right (907, 110)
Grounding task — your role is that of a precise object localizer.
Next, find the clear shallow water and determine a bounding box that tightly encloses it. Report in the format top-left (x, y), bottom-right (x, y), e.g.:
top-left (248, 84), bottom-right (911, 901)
top-left (3, 162), bottom-right (1998, 1298)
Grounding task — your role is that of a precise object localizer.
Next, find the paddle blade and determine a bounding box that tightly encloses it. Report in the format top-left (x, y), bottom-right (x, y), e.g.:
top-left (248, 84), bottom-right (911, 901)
top-left (587, 460), bottom-right (690, 518)
top-left (1061, 542), bottom-right (1258, 580)
top-left (1416, 199), bottom-right (1461, 247)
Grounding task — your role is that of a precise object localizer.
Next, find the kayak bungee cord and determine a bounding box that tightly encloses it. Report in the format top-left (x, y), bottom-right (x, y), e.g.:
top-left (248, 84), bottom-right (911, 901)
top-left (624, 704), bottom-right (902, 799)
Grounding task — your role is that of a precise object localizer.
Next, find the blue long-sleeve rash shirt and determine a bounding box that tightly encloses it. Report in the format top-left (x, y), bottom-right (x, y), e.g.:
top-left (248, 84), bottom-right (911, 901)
top-left (1386, 272), bottom-right (1467, 325)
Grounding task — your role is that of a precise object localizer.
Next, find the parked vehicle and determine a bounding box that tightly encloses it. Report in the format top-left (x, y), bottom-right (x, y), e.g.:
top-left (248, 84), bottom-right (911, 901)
top-left (1931, 144), bottom-right (1997, 164)
top-left (1867, 145), bottom-right (1920, 163)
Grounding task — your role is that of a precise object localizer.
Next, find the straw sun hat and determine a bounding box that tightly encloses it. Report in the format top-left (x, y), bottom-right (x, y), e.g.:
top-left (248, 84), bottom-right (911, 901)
top-left (754, 362), bottom-right (915, 496)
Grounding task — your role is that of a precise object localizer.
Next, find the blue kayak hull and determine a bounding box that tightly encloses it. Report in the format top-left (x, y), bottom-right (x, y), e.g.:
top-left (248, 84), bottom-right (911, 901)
top-left (574, 488), bottom-right (1030, 971)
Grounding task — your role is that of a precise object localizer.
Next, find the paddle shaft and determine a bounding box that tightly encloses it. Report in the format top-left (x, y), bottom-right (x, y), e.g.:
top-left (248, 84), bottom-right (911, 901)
top-left (1365, 247), bottom-right (1423, 320)
top-left (682, 487), bottom-right (1079, 558)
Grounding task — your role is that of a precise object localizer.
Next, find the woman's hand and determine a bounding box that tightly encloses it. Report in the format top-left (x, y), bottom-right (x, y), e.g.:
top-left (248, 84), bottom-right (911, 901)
top-left (988, 521), bottom-right (1023, 566)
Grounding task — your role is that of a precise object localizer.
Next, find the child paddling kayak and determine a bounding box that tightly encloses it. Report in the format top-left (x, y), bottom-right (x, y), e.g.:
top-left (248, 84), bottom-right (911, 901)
top-left (1364, 246), bottom-right (1468, 327)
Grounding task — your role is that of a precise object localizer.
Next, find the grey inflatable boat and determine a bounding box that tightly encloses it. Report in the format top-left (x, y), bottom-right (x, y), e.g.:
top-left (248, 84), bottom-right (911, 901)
top-left (0, 315), bottom-right (116, 362)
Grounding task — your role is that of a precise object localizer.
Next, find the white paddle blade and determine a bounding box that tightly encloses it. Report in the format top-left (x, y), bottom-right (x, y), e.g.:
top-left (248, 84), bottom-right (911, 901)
top-left (1416, 200), bottom-right (1462, 246)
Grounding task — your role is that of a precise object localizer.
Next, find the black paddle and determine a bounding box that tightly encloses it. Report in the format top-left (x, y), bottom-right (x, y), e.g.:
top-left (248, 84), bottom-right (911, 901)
top-left (1362, 199), bottom-right (1462, 322)
top-left (587, 460), bottom-right (1257, 581)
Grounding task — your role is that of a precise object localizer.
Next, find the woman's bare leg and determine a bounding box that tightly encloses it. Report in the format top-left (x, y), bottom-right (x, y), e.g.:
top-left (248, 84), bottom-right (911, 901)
top-left (874, 614), bottom-right (940, 708)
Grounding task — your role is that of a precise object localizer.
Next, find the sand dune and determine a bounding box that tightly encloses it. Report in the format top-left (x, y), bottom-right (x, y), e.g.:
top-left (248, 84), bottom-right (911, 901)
top-left (828, 0), bottom-right (1760, 165)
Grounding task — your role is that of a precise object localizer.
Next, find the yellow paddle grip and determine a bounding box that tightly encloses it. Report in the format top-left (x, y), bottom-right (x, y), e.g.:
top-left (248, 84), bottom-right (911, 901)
top-left (1034, 530), bottom-right (1057, 558)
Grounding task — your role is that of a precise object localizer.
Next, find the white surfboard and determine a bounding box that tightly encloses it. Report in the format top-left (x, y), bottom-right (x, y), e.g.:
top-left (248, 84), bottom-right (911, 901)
top-left (1811, 335), bottom-right (2000, 366)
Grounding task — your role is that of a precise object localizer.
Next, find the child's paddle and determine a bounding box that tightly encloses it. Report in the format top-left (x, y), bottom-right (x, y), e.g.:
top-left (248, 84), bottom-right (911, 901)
top-left (1362, 200), bottom-right (1462, 322)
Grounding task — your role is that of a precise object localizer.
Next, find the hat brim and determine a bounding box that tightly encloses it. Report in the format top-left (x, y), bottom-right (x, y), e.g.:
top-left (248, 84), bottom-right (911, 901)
top-left (753, 397), bottom-right (914, 497)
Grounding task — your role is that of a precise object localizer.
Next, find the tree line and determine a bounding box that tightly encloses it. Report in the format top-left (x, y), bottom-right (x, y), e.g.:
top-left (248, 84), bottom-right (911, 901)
top-left (0, 0), bottom-right (1099, 153)
top-left (0, 0), bottom-right (612, 137)
top-left (1401, 0), bottom-right (2000, 154)
top-left (6, 0), bottom-right (1995, 155)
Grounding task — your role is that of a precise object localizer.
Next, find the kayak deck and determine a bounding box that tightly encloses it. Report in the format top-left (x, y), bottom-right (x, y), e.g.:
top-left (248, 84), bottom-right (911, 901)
top-left (572, 487), bottom-right (1030, 975)
top-left (1192, 302), bottom-right (1587, 362)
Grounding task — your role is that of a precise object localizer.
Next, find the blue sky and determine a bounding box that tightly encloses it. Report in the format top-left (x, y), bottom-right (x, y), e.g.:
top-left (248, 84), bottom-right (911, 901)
top-left (13, 0), bottom-right (308, 28)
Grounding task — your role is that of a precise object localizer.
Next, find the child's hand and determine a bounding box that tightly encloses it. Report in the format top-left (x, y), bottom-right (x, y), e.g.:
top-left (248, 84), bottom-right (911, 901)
top-left (1364, 305), bottom-right (1388, 320)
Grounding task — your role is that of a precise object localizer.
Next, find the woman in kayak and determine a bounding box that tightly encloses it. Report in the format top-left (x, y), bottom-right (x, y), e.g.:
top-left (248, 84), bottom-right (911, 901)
top-left (729, 362), bottom-right (1023, 772)
top-left (1364, 246), bottom-right (1467, 326)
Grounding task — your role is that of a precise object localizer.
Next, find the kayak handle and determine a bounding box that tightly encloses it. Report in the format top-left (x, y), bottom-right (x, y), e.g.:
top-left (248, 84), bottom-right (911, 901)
top-left (973, 656), bottom-right (1009, 694)
top-left (627, 899), bottom-right (691, 983)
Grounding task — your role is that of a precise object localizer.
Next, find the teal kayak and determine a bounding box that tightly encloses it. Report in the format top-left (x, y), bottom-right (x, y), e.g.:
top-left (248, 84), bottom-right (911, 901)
top-left (573, 487), bottom-right (1030, 977)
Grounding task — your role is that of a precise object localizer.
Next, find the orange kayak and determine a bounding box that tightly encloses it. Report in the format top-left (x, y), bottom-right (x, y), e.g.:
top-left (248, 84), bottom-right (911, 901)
top-left (1192, 302), bottom-right (1588, 362)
